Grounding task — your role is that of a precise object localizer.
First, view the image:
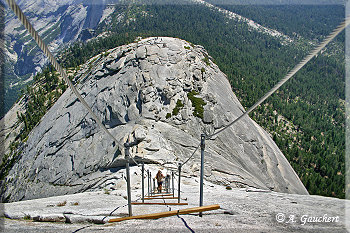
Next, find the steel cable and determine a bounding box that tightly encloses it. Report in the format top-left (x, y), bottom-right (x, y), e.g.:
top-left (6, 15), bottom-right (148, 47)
top-left (7, 3), bottom-right (350, 221)
top-left (7, 0), bottom-right (349, 162)
top-left (161, 195), bottom-right (195, 232)
top-left (130, 154), bottom-right (141, 167)
top-left (5, 0), bottom-right (122, 149)
top-left (207, 15), bottom-right (350, 139)
top-left (179, 15), bottom-right (350, 175)
top-left (181, 143), bottom-right (201, 166)
top-left (5, 0), bottom-right (201, 170)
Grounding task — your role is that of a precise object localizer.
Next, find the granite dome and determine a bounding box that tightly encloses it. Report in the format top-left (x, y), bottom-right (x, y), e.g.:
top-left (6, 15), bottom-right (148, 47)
top-left (1, 37), bottom-right (308, 202)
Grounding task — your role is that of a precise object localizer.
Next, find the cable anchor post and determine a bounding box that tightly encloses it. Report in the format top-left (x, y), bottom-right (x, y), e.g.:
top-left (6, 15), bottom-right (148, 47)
top-left (150, 171), bottom-right (153, 195)
top-left (153, 177), bottom-right (156, 193)
top-left (172, 171), bottom-right (175, 197)
top-left (199, 134), bottom-right (205, 217)
top-left (178, 162), bottom-right (182, 203)
top-left (142, 162), bottom-right (145, 203)
top-left (124, 142), bottom-right (132, 217)
top-left (167, 174), bottom-right (170, 193)
top-left (147, 169), bottom-right (150, 197)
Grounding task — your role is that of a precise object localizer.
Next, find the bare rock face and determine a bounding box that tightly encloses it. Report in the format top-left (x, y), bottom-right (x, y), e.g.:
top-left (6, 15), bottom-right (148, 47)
top-left (1, 37), bottom-right (308, 202)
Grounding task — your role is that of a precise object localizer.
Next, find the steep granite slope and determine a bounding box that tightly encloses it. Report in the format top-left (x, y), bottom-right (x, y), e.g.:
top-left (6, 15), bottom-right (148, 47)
top-left (1, 37), bottom-right (308, 202)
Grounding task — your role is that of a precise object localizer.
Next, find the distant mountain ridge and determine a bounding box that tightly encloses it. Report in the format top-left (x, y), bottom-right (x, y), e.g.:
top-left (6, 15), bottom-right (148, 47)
top-left (3, 0), bottom-right (320, 114)
top-left (2, 0), bottom-right (345, 199)
top-left (4, 0), bottom-right (111, 112)
top-left (5, 0), bottom-right (108, 75)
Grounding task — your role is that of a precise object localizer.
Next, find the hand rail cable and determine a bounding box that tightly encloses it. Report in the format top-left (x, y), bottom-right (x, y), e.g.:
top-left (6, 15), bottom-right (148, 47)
top-left (181, 143), bottom-right (201, 166)
top-left (101, 196), bottom-right (143, 222)
top-left (129, 154), bottom-right (141, 167)
top-left (7, 0), bottom-right (350, 188)
top-left (5, 0), bottom-right (123, 149)
top-left (207, 15), bottom-right (350, 139)
top-left (178, 14), bottom-right (350, 171)
top-left (161, 196), bottom-right (195, 232)
top-left (70, 196), bottom-right (143, 232)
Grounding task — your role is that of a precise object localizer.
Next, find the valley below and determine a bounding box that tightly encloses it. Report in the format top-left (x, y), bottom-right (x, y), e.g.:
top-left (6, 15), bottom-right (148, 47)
top-left (0, 2), bottom-right (347, 232)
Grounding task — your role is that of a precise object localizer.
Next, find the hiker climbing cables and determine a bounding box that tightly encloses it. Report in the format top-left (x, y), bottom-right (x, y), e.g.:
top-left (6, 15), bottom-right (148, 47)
top-left (155, 170), bottom-right (165, 193)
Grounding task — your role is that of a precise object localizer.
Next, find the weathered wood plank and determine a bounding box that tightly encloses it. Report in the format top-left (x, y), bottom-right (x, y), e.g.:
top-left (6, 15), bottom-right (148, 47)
top-left (131, 202), bottom-right (188, 205)
top-left (108, 204), bottom-right (220, 223)
top-left (146, 194), bottom-right (173, 197)
top-left (144, 197), bottom-right (178, 200)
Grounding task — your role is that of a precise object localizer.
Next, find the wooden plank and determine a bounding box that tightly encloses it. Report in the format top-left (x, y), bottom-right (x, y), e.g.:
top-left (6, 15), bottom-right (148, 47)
top-left (109, 204), bottom-right (220, 223)
top-left (131, 202), bottom-right (188, 205)
top-left (144, 197), bottom-right (178, 200)
top-left (147, 194), bottom-right (173, 197)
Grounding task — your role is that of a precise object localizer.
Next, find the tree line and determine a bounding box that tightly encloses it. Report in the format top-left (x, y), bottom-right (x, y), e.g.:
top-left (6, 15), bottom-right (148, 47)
top-left (5, 4), bottom-right (345, 198)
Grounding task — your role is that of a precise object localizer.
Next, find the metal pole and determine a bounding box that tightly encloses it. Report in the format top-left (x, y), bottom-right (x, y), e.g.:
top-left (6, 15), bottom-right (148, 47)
top-left (172, 171), bottom-right (174, 197)
top-left (164, 175), bottom-right (167, 193)
top-left (150, 172), bottom-right (152, 195)
top-left (166, 175), bottom-right (170, 193)
top-left (147, 170), bottom-right (150, 196)
top-left (142, 162), bottom-right (145, 203)
top-left (153, 178), bottom-right (156, 193)
top-left (199, 134), bottom-right (205, 217)
top-left (178, 163), bottom-right (182, 203)
top-left (124, 142), bottom-right (132, 217)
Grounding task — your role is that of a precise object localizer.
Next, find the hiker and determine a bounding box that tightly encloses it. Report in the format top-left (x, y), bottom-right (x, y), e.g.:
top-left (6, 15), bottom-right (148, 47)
top-left (155, 170), bottom-right (165, 193)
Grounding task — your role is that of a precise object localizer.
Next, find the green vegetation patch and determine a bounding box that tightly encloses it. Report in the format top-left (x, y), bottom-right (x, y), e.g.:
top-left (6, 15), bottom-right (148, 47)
top-left (12, 4), bottom-right (343, 199)
top-left (202, 55), bottom-right (210, 66)
top-left (172, 99), bottom-right (184, 116)
top-left (187, 91), bottom-right (206, 119)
